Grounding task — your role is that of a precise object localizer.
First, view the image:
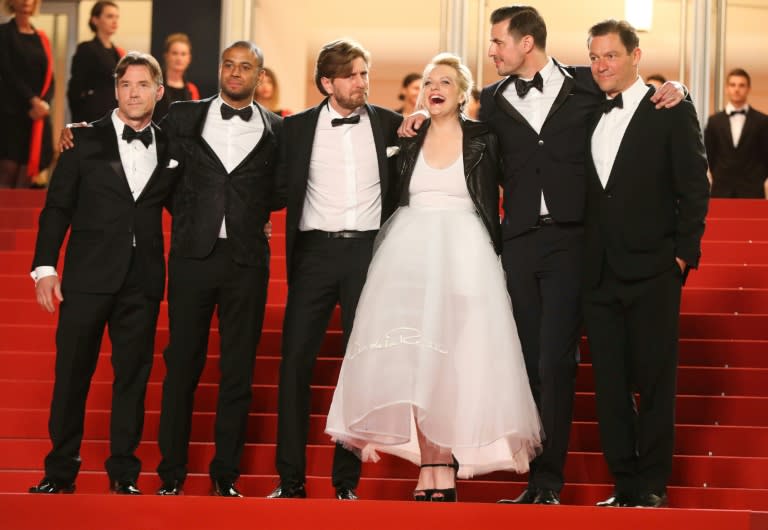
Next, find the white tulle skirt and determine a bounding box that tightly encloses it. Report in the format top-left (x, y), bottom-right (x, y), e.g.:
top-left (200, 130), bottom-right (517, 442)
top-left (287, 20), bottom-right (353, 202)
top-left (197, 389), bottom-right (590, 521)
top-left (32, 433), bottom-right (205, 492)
top-left (325, 205), bottom-right (542, 478)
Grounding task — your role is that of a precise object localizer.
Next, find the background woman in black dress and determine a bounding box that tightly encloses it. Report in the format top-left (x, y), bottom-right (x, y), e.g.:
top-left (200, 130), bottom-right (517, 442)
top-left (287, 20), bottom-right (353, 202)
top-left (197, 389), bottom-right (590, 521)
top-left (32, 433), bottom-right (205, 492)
top-left (0, 0), bottom-right (54, 188)
top-left (152, 32), bottom-right (200, 121)
top-left (66, 0), bottom-right (123, 123)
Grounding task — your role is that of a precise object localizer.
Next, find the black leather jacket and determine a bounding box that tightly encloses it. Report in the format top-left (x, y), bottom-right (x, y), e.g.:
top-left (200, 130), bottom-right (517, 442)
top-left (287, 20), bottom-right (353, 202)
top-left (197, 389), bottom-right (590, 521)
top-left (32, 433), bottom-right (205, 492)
top-left (395, 116), bottom-right (503, 254)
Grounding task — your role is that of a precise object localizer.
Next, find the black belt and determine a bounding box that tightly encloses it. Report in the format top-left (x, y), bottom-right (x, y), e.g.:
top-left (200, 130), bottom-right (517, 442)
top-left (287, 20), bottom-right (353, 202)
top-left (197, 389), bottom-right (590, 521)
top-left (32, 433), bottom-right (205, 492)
top-left (300, 230), bottom-right (378, 240)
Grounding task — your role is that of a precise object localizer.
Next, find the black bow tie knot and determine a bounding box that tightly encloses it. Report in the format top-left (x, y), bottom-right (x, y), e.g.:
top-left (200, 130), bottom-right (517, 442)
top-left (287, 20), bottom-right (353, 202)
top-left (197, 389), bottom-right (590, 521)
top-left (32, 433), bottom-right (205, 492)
top-left (729, 108), bottom-right (747, 117)
top-left (122, 125), bottom-right (152, 147)
top-left (514, 72), bottom-right (544, 98)
top-left (220, 103), bottom-right (253, 121)
top-left (331, 114), bottom-right (361, 127)
top-left (602, 93), bottom-right (624, 114)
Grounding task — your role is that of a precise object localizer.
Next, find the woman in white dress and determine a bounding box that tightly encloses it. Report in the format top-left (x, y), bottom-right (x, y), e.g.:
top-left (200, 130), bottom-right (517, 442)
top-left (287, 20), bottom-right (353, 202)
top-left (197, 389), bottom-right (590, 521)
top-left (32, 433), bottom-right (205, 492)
top-left (325, 53), bottom-right (541, 501)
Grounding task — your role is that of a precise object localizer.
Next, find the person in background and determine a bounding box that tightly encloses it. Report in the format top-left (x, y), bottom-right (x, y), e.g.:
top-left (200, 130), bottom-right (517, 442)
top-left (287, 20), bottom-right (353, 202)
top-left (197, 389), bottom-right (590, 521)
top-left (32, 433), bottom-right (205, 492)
top-left (466, 88), bottom-right (481, 119)
top-left (0, 0), bottom-right (54, 188)
top-left (704, 68), bottom-right (768, 198)
top-left (646, 73), bottom-right (666, 89)
top-left (325, 52), bottom-right (541, 503)
top-left (395, 72), bottom-right (421, 115)
top-left (67, 0), bottom-right (124, 123)
top-left (254, 67), bottom-right (291, 117)
top-left (153, 32), bottom-right (200, 121)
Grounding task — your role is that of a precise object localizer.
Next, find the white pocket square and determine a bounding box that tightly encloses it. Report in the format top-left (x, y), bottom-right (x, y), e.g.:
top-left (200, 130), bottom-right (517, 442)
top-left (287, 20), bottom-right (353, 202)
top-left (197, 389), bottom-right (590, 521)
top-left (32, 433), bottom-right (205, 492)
top-left (386, 146), bottom-right (400, 158)
top-left (166, 158), bottom-right (179, 169)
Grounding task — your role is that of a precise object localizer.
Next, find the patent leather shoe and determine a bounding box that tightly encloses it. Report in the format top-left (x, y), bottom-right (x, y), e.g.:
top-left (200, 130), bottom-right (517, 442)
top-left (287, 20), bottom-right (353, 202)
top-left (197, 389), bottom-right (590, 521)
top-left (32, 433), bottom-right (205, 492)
top-left (596, 493), bottom-right (633, 507)
top-left (335, 488), bottom-right (358, 500)
top-left (157, 480), bottom-right (183, 496)
top-left (498, 487), bottom-right (538, 504)
top-left (111, 480), bottom-right (141, 495)
top-left (212, 480), bottom-right (243, 497)
top-left (266, 483), bottom-right (306, 499)
top-left (635, 492), bottom-right (669, 508)
top-left (28, 477), bottom-right (75, 494)
top-left (533, 488), bottom-right (561, 505)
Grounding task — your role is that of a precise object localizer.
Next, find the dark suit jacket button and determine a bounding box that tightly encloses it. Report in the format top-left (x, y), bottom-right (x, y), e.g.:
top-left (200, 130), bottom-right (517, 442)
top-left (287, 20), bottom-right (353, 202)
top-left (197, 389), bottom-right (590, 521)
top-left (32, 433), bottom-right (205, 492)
top-left (538, 140), bottom-right (544, 146)
top-left (606, 194), bottom-right (612, 199)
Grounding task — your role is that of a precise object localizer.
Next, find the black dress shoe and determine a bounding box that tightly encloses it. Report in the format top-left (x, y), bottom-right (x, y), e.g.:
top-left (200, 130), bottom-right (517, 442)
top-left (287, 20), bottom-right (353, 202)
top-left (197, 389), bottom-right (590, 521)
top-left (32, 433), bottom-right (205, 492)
top-left (533, 488), bottom-right (561, 505)
top-left (111, 480), bottom-right (141, 495)
top-left (212, 480), bottom-right (243, 497)
top-left (596, 493), bottom-right (633, 507)
top-left (498, 487), bottom-right (538, 504)
top-left (266, 483), bottom-right (306, 499)
top-left (635, 492), bottom-right (669, 508)
top-left (157, 480), bottom-right (183, 496)
top-left (335, 488), bottom-right (358, 500)
top-left (28, 477), bottom-right (75, 494)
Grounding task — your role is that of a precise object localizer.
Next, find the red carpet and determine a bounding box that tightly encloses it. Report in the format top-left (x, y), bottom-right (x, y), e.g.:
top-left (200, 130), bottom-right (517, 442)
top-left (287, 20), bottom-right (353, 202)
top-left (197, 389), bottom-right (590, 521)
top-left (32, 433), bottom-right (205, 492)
top-left (1, 189), bottom-right (767, 529)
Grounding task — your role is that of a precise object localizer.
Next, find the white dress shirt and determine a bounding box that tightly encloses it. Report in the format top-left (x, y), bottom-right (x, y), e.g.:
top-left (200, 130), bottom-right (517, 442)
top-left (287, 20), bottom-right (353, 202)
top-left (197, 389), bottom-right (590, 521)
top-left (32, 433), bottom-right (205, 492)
top-left (31, 110), bottom-right (158, 283)
top-left (202, 95), bottom-right (265, 238)
top-left (502, 57), bottom-right (566, 215)
top-left (299, 103), bottom-right (381, 232)
top-left (725, 102), bottom-right (750, 148)
top-left (591, 77), bottom-right (650, 189)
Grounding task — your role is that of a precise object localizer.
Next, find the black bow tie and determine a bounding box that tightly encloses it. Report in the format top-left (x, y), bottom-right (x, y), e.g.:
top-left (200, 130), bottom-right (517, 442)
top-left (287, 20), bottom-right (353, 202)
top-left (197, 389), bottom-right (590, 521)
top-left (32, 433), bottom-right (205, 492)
top-left (331, 114), bottom-right (361, 127)
top-left (122, 125), bottom-right (152, 147)
top-left (602, 93), bottom-right (624, 114)
top-left (220, 103), bottom-right (253, 121)
top-left (514, 72), bottom-right (543, 98)
top-left (729, 108), bottom-right (747, 117)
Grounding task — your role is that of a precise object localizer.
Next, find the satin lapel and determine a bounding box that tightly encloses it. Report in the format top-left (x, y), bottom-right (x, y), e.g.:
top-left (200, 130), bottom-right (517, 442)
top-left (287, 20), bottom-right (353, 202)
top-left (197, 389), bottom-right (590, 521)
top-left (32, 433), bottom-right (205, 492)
top-left (493, 77), bottom-right (534, 131)
top-left (135, 123), bottom-right (166, 203)
top-left (295, 102), bottom-right (323, 200)
top-left (544, 74), bottom-right (575, 124)
top-left (93, 117), bottom-right (133, 199)
top-left (366, 103), bottom-right (390, 213)
top-left (586, 108), bottom-right (603, 186)
top-left (194, 97), bottom-right (229, 174)
top-left (604, 88), bottom-right (655, 191)
top-left (229, 102), bottom-right (273, 174)
top-left (736, 110), bottom-right (757, 150)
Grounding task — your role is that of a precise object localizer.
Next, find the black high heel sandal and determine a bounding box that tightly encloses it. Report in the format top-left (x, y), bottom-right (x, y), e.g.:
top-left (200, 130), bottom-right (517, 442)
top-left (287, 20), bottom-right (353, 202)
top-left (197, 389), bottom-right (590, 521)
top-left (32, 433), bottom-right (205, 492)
top-left (413, 464), bottom-right (436, 501)
top-left (426, 456), bottom-right (459, 503)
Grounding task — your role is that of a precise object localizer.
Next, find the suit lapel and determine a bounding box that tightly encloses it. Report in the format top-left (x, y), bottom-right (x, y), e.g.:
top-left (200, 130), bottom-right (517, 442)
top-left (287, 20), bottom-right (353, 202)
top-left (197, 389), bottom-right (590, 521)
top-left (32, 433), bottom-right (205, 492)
top-left (366, 103), bottom-right (390, 219)
top-left (603, 88), bottom-right (655, 191)
top-left (735, 109), bottom-right (756, 150)
top-left (543, 59), bottom-right (575, 124)
top-left (194, 96), bottom-right (229, 174)
top-left (493, 77), bottom-right (534, 130)
top-left (294, 102), bottom-right (324, 201)
top-left (92, 116), bottom-right (134, 199)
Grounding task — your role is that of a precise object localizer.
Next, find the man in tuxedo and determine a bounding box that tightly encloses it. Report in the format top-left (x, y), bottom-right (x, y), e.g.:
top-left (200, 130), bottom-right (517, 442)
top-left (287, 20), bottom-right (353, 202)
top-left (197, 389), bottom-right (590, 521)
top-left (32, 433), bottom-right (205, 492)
top-left (267, 39), bottom-right (402, 500)
top-left (28, 52), bottom-right (175, 495)
top-left (154, 41), bottom-right (283, 497)
top-left (583, 19), bottom-right (709, 508)
top-left (704, 68), bottom-right (768, 198)
top-left (477, 6), bottom-right (685, 505)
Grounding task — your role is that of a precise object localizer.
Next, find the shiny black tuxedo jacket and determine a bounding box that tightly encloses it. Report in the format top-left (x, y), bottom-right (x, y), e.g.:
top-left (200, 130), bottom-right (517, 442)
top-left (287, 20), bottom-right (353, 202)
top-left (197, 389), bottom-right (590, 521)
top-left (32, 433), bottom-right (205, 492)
top-left (704, 107), bottom-right (768, 198)
top-left (162, 96), bottom-right (284, 266)
top-left (31, 113), bottom-right (178, 300)
top-left (479, 60), bottom-right (602, 239)
top-left (584, 88), bottom-right (709, 287)
top-left (275, 98), bottom-right (403, 283)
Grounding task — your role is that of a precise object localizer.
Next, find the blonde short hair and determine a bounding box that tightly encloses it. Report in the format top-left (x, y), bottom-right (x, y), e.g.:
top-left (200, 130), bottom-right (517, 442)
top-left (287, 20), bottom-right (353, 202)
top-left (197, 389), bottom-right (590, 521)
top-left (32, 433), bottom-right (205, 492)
top-left (3, 0), bottom-right (40, 15)
top-left (420, 52), bottom-right (474, 112)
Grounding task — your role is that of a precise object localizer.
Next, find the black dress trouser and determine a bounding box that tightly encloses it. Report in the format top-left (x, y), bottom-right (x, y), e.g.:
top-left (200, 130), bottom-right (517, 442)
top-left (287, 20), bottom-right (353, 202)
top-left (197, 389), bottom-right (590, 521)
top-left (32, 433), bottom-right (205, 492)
top-left (45, 250), bottom-right (158, 484)
top-left (501, 223), bottom-right (583, 492)
top-left (275, 233), bottom-right (375, 490)
top-left (157, 239), bottom-right (269, 484)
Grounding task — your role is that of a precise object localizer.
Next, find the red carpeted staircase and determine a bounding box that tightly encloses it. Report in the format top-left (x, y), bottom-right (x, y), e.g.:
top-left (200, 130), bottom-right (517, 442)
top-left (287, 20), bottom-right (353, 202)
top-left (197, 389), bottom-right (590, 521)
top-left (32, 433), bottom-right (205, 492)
top-left (1, 189), bottom-right (767, 529)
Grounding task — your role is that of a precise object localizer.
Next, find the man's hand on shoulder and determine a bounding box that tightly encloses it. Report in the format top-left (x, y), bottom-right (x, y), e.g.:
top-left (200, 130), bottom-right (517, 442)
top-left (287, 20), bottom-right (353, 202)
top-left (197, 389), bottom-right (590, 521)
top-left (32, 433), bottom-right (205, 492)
top-left (650, 81), bottom-right (686, 109)
top-left (58, 122), bottom-right (89, 152)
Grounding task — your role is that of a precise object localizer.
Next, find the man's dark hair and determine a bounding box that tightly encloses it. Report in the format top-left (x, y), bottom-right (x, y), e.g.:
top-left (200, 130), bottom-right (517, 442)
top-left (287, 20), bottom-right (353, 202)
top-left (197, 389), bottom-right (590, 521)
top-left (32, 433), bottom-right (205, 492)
top-left (727, 68), bottom-right (751, 87)
top-left (221, 41), bottom-right (264, 69)
top-left (114, 51), bottom-right (163, 86)
top-left (314, 39), bottom-right (371, 96)
top-left (490, 6), bottom-right (547, 50)
top-left (588, 19), bottom-right (640, 53)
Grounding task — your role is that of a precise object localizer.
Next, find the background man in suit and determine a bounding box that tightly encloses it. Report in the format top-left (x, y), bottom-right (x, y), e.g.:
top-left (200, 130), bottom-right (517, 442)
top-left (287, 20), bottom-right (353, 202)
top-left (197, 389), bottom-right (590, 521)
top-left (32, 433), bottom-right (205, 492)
top-left (583, 19), bottom-right (709, 508)
top-left (268, 39), bottom-right (402, 500)
top-left (155, 41), bottom-right (283, 498)
top-left (29, 51), bottom-right (174, 495)
top-left (705, 68), bottom-right (768, 198)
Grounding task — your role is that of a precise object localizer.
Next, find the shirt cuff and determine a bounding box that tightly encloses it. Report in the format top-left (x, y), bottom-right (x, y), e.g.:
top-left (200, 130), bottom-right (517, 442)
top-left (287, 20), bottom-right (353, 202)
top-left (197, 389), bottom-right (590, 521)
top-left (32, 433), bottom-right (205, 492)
top-left (30, 266), bottom-right (58, 284)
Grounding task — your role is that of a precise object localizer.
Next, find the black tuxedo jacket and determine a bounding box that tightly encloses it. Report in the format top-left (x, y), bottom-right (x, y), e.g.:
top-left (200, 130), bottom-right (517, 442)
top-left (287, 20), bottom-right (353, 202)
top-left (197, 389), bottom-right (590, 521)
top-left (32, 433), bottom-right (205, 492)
top-left (162, 96), bottom-right (283, 266)
top-left (479, 60), bottom-right (602, 239)
top-left (704, 107), bottom-right (768, 198)
top-left (275, 99), bottom-right (402, 283)
top-left (584, 88), bottom-right (709, 287)
top-left (67, 38), bottom-right (120, 123)
top-left (31, 113), bottom-right (178, 299)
